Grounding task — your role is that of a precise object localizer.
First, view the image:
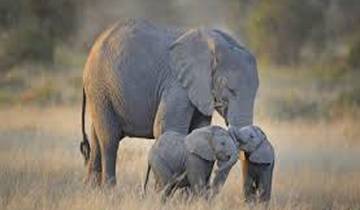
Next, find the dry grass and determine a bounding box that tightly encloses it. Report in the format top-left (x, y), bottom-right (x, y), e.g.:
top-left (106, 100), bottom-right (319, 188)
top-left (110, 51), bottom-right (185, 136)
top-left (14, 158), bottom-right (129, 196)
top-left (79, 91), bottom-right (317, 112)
top-left (0, 107), bottom-right (359, 210)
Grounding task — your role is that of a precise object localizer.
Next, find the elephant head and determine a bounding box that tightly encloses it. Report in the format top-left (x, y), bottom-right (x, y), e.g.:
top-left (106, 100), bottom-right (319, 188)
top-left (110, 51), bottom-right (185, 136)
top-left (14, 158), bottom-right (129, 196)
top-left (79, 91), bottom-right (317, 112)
top-left (185, 126), bottom-right (238, 172)
top-left (169, 29), bottom-right (259, 128)
top-left (228, 125), bottom-right (274, 164)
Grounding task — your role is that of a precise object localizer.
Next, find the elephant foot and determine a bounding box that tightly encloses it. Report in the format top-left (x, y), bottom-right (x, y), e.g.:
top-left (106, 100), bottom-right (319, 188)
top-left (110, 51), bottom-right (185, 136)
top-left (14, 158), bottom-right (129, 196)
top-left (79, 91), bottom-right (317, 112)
top-left (160, 193), bottom-right (168, 204)
top-left (102, 176), bottom-right (117, 188)
top-left (84, 172), bottom-right (101, 187)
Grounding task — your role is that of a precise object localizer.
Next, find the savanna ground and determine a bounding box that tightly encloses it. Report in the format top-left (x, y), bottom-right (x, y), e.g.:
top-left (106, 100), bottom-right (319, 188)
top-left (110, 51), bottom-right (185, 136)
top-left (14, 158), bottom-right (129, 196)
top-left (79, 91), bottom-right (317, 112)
top-left (1, 54), bottom-right (360, 210)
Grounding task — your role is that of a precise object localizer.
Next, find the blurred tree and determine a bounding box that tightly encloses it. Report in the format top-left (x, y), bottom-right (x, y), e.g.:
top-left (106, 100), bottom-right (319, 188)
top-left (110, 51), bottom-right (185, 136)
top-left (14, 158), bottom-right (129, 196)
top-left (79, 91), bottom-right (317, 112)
top-left (348, 38), bottom-right (360, 69)
top-left (0, 0), bottom-right (81, 70)
top-left (245, 0), bottom-right (326, 65)
top-left (1, 0), bottom-right (359, 70)
top-left (0, 0), bottom-right (22, 28)
top-left (243, 0), bottom-right (360, 69)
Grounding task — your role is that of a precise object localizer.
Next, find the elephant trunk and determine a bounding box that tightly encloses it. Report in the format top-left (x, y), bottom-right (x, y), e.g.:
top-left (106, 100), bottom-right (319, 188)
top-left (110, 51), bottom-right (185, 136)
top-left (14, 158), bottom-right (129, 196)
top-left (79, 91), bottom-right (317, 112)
top-left (226, 93), bottom-right (256, 129)
top-left (225, 56), bottom-right (258, 126)
top-left (210, 150), bottom-right (238, 196)
top-left (217, 150), bottom-right (238, 173)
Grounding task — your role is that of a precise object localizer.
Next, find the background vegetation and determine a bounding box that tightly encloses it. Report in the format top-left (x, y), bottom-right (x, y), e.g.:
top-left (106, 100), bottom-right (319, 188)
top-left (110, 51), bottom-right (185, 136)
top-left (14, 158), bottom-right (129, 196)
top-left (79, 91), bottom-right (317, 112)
top-left (1, 0), bottom-right (359, 120)
top-left (0, 0), bottom-right (359, 209)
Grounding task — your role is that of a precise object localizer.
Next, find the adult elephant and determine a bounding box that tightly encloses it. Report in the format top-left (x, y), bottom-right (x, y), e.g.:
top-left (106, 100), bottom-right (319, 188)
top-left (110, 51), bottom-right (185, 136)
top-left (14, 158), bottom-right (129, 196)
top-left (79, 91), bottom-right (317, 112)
top-left (80, 19), bottom-right (259, 187)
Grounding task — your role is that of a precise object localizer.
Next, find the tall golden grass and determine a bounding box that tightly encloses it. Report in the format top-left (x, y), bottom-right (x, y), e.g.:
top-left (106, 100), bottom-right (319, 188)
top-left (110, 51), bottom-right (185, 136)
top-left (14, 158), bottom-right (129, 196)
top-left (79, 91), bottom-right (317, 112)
top-left (0, 107), bottom-right (359, 210)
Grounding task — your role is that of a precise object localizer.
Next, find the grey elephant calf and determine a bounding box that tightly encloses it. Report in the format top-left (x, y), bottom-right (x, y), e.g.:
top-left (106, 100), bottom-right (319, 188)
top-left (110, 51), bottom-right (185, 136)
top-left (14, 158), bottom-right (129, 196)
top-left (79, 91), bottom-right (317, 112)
top-left (143, 126), bottom-right (238, 200)
top-left (229, 125), bottom-right (275, 203)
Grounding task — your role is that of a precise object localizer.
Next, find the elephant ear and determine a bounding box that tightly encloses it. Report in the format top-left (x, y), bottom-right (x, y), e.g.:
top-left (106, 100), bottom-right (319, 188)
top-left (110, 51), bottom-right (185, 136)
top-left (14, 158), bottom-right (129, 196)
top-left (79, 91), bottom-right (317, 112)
top-left (249, 140), bottom-right (274, 164)
top-left (185, 127), bottom-right (216, 161)
top-left (169, 29), bottom-right (215, 116)
top-left (253, 126), bottom-right (267, 142)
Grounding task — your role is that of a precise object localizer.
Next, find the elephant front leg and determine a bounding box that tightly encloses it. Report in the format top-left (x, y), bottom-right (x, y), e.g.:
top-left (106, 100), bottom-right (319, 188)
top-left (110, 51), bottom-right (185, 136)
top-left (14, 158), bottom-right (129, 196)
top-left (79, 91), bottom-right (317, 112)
top-left (240, 152), bottom-right (250, 200)
top-left (210, 161), bottom-right (232, 196)
top-left (154, 86), bottom-right (195, 137)
top-left (244, 174), bottom-right (257, 203)
top-left (189, 109), bottom-right (212, 132)
top-left (186, 153), bottom-right (214, 197)
top-left (244, 161), bottom-right (259, 203)
top-left (258, 162), bottom-right (274, 203)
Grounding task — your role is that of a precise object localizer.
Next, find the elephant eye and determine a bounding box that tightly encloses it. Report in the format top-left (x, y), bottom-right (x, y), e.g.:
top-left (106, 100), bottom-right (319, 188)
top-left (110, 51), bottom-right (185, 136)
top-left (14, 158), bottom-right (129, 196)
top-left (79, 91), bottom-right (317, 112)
top-left (249, 134), bottom-right (254, 139)
top-left (221, 142), bottom-right (226, 146)
top-left (226, 86), bottom-right (237, 97)
top-left (228, 88), bottom-right (236, 96)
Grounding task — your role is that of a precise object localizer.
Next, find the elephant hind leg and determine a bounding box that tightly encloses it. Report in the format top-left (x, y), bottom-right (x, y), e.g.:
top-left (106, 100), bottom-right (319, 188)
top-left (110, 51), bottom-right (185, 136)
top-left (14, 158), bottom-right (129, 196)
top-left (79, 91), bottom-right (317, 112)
top-left (161, 171), bottom-right (188, 202)
top-left (92, 104), bottom-right (124, 187)
top-left (85, 124), bottom-right (102, 186)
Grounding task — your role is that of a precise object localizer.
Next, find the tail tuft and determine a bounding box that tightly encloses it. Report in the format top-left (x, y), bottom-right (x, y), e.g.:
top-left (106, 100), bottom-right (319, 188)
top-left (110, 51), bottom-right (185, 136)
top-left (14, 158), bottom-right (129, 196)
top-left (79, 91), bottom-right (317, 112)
top-left (80, 137), bottom-right (90, 165)
top-left (81, 87), bottom-right (90, 165)
top-left (143, 165), bottom-right (151, 195)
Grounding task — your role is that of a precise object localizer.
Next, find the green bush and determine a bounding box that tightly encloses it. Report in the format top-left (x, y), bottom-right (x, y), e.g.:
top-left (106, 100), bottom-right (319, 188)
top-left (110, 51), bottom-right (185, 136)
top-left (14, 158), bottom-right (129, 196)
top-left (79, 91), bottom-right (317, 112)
top-left (348, 39), bottom-right (360, 69)
top-left (0, 91), bottom-right (16, 105)
top-left (2, 21), bottom-right (54, 67)
top-left (242, 0), bottom-right (360, 68)
top-left (20, 81), bottom-right (61, 105)
top-left (0, 0), bottom-right (22, 28)
top-left (335, 88), bottom-right (360, 108)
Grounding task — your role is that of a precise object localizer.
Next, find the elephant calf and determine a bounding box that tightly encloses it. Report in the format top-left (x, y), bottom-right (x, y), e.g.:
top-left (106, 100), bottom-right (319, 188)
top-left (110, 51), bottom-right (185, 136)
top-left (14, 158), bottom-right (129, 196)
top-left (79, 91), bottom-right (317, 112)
top-left (229, 125), bottom-right (275, 203)
top-left (143, 126), bottom-right (238, 200)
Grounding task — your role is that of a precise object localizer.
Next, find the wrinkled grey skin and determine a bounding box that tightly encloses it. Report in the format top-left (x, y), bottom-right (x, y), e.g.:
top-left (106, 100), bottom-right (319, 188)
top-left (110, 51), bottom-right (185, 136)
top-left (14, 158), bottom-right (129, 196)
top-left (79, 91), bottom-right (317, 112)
top-left (80, 19), bottom-right (259, 186)
top-left (143, 126), bottom-right (238, 200)
top-left (228, 125), bottom-right (275, 203)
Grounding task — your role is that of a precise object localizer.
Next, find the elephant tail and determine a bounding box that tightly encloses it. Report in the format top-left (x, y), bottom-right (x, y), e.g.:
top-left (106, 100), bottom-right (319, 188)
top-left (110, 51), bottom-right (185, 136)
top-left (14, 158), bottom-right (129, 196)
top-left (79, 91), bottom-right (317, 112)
top-left (143, 164), bottom-right (151, 194)
top-left (80, 87), bottom-right (90, 165)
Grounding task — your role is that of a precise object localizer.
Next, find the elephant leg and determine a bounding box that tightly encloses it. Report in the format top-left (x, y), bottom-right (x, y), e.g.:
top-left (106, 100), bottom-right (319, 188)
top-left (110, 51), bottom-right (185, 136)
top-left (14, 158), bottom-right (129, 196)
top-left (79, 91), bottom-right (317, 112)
top-left (161, 171), bottom-right (187, 202)
top-left (211, 160), bottom-right (232, 195)
top-left (189, 109), bottom-right (211, 132)
top-left (161, 178), bottom-right (178, 203)
top-left (150, 155), bottom-right (174, 192)
top-left (93, 106), bottom-right (123, 187)
top-left (100, 139), bottom-right (121, 187)
top-left (258, 163), bottom-right (274, 203)
top-left (85, 124), bottom-right (102, 186)
top-left (153, 101), bottom-right (165, 139)
top-left (240, 152), bottom-right (250, 198)
top-left (244, 162), bottom-right (257, 203)
top-left (186, 153), bottom-right (214, 196)
top-left (153, 173), bottom-right (163, 192)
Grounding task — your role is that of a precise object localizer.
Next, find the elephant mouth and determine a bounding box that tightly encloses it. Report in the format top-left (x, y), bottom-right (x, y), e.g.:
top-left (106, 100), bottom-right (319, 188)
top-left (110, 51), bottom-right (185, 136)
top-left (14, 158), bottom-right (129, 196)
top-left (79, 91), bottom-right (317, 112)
top-left (218, 153), bottom-right (231, 161)
top-left (216, 153), bottom-right (231, 161)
